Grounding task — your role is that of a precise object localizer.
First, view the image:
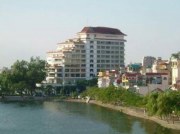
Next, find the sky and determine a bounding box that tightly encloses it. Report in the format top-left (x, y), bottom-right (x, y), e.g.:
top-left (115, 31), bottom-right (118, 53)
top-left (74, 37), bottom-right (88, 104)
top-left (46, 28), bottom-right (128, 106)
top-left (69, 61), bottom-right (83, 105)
top-left (0, 0), bottom-right (180, 68)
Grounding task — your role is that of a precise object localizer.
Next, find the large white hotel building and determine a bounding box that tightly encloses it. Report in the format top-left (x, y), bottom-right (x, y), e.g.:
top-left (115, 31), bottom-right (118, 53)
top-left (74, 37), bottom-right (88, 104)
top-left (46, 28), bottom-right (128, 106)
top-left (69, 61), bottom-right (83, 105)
top-left (46, 27), bottom-right (126, 86)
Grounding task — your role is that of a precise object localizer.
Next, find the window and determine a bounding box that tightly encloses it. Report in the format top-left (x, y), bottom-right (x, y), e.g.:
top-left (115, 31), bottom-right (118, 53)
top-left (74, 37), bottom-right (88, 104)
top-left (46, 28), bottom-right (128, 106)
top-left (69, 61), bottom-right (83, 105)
top-left (57, 74), bottom-right (62, 77)
top-left (81, 69), bottom-right (85, 72)
top-left (81, 74), bottom-right (85, 77)
top-left (106, 41), bottom-right (111, 44)
top-left (81, 50), bottom-right (86, 53)
top-left (101, 50), bottom-right (105, 54)
top-left (106, 51), bottom-right (110, 54)
top-left (90, 41), bottom-right (94, 44)
top-left (101, 60), bottom-right (105, 63)
top-left (81, 55), bottom-right (86, 58)
top-left (90, 60), bottom-right (94, 63)
top-left (90, 45), bottom-right (94, 49)
top-left (76, 69), bottom-right (80, 72)
top-left (101, 41), bottom-right (104, 44)
top-left (65, 69), bottom-right (69, 72)
top-left (65, 74), bottom-right (69, 77)
top-left (90, 55), bottom-right (93, 58)
top-left (76, 74), bottom-right (80, 77)
top-left (101, 46), bottom-right (105, 49)
top-left (90, 69), bottom-right (93, 72)
top-left (81, 59), bottom-right (85, 62)
top-left (57, 69), bottom-right (62, 72)
top-left (90, 50), bottom-right (94, 53)
top-left (81, 64), bottom-right (86, 67)
top-left (90, 64), bottom-right (94, 67)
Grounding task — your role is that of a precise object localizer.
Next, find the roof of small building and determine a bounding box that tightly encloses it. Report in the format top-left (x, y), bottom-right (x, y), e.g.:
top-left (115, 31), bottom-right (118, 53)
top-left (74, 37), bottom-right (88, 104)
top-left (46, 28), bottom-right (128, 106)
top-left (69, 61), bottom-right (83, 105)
top-left (128, 63), bottom-right (142, 69)
top-left (152, 88), bottom-right (164, 93)
top-left (123, 72), bottom-right (141, 77)
top-left (80, 27), bottom-right (126, 35)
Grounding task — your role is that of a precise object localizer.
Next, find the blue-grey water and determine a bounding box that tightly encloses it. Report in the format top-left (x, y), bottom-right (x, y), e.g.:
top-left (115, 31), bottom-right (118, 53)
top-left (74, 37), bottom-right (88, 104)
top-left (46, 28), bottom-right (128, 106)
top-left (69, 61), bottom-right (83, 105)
top-left (0, 101), bottom-right (179, 134)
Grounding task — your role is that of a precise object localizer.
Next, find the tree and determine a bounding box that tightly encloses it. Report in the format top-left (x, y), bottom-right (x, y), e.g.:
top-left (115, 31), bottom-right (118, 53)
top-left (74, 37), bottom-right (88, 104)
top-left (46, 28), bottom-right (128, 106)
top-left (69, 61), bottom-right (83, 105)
top-left (0, 57), bottom-right (46, 96)
top-left (146, 92), bottom-right (159, 116)
top-left (26, 57), bottom-right (46, 94)
top-left (171, 51), bottom-right (180, 59)
top-left (0, 70), bottom-right (14, 95)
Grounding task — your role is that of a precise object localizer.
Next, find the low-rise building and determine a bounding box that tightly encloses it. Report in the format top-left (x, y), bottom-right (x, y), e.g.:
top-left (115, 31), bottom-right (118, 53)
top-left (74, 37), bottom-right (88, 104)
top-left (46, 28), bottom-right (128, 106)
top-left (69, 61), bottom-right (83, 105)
top-left (97, 70), bottom-right (118, 88)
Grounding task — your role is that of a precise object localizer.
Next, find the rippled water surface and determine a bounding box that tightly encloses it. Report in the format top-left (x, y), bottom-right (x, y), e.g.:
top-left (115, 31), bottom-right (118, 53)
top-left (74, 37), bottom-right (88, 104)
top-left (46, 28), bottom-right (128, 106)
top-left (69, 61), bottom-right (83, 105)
top-left (0, 101), bottom-right (179, 134)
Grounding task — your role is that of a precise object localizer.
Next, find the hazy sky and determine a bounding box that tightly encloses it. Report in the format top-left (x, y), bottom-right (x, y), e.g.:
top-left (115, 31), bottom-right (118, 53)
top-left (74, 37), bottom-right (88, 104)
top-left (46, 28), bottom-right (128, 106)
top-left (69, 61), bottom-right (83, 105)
top-left (0, 0), bottom-right (180, 68)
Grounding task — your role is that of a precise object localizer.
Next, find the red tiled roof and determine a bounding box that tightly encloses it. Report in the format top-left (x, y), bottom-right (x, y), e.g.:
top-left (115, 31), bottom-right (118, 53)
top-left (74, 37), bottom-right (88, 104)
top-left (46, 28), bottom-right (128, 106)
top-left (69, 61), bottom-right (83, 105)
top-left (80, 27), bottom-right (126, 35)
top-left (123, 72), bottom-right (140, 77)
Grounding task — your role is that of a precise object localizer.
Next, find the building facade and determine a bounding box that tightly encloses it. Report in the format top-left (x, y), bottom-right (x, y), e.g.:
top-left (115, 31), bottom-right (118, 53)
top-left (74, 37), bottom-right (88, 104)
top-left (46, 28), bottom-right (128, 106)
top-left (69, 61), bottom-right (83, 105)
top-left (171, 57), bottom-right (180, 85)
top-left (142, 56), bottom-right (156, 68)
top-left (46, 27), bottom-right (126, 86)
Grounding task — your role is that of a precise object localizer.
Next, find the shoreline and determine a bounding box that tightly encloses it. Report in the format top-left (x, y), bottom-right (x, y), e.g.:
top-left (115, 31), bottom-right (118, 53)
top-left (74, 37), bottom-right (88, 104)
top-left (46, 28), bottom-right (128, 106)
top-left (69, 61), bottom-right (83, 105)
top-left (65, 99), bottom-right (180, 130)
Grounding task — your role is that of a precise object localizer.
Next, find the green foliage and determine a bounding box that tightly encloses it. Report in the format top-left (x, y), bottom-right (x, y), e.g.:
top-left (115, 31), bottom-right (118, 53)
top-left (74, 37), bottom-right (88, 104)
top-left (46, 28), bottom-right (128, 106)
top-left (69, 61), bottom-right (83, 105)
top-left (171, 51), bottom-right (180, 59)
top-left (81, 86), bottom-right (143, 107)
top-left (146, 92), bottom-right (159, 116)
top-left (0, 57), bottom-right (46, 95)
top-left (76, 78), bottom-right (97, 93)
top-left (145, 90), bottom-right (180, 119)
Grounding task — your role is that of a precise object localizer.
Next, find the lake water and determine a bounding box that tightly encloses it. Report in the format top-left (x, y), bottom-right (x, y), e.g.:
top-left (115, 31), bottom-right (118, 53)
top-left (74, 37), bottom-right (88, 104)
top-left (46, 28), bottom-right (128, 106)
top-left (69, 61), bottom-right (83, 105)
top-left (0, 101), bottom-right (179, 134)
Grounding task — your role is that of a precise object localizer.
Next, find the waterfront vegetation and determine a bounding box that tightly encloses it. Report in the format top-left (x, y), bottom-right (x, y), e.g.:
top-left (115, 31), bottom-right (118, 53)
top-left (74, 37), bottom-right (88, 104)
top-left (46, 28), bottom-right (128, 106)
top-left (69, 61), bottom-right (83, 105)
top-left (81, 86), bottom-right (180, 123)
top-left (0, 57), bottom-right (46, 95)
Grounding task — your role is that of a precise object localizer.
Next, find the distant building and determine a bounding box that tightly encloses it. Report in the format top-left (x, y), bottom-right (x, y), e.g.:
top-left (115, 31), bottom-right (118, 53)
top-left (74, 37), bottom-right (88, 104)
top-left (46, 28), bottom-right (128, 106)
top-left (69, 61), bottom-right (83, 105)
top-left (122, 72), bottom-right (141, 89)
top-left (97, 70), bottom-right (118, 88)
top-left (152, 57), bottom-right (171, 84)
top-left (45, 26), bottom-right (126, 86)
top-left (135, 73), bottom-right (169, 96)
top-left (127, 63), bottom-right (142, 73)
top-left (171, 56), bottom-right (180, 85)
top-left (142, 56), bottom-right (156, 68)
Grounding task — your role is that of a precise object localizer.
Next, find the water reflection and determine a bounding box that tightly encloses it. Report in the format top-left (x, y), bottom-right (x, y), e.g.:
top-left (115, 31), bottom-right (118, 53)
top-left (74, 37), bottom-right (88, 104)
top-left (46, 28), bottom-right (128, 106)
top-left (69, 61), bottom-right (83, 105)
top-left (57, 102), bottom-right (180, 134)
top-left (0, 101), bottom-right (179, 134)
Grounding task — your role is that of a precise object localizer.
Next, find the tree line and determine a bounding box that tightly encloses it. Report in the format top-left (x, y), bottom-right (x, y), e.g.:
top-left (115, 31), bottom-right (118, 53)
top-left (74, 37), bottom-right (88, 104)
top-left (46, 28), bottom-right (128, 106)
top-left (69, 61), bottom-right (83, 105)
top-left (0, 57), bottom-right (46, 96)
